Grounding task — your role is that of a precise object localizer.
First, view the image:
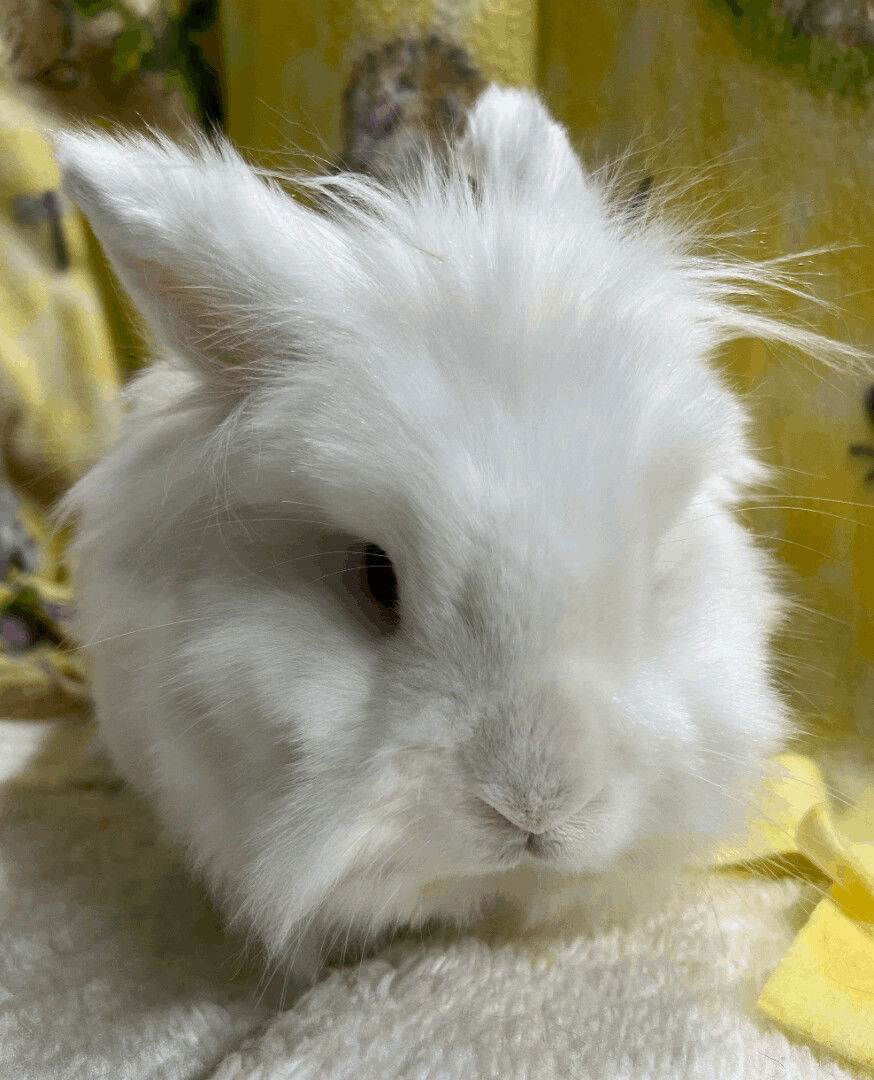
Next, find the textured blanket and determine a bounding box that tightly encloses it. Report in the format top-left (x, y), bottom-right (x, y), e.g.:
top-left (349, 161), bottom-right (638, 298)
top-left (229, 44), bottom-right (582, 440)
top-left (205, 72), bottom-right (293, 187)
top-left (0, 739), bottom-right (863, 1080)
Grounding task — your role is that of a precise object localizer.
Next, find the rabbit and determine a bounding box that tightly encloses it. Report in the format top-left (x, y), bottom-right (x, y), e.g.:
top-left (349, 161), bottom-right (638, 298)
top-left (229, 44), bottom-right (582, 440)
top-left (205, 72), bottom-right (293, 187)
top-left (55, 84), bottom-right (844, 981)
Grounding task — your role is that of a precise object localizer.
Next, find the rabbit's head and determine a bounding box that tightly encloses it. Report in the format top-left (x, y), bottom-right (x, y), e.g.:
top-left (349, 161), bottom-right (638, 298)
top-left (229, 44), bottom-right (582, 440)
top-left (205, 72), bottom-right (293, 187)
top-left (58, 89), bottom-right (809, 960)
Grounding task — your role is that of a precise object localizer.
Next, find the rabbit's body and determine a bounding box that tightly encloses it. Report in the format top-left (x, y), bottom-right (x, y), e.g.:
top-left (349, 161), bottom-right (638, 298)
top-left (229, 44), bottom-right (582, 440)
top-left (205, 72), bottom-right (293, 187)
top-left (57, 86), bottom-right (817, 976)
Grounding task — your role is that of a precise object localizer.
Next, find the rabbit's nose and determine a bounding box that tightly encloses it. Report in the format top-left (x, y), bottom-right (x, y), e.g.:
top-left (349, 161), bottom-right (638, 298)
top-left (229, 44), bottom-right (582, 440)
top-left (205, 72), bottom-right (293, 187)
top-left (477, 798), bottom-right (546, 836)
top-left (479, 801), bottom-right (547, 853)
top-left (476, 793), bottom-right (589, 837)
top-left (525, 831), bottom-right (547, 856)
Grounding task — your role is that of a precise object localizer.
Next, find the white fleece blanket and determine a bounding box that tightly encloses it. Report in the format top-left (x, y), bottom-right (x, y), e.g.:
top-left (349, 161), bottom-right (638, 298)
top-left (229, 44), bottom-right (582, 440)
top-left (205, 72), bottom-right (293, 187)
top-left (0, 736), bottom-right (865, 1080)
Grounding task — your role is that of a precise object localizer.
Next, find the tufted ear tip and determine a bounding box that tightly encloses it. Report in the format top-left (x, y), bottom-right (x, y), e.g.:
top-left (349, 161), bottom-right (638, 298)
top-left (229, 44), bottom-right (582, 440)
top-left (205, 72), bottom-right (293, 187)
top-left (55, 129), bottom-right (162, 234)
top-left (463, 85), bottom-right (588, 204)
top-left (55, 129), bottom-right (116, 191)
top-left (52, 128), bottom-right (327, 392)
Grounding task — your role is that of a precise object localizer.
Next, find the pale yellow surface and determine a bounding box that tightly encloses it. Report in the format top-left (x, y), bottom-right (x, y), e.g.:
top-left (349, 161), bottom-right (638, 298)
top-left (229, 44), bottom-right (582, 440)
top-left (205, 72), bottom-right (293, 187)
top-left (716, 756), bottom-right (874, 1071)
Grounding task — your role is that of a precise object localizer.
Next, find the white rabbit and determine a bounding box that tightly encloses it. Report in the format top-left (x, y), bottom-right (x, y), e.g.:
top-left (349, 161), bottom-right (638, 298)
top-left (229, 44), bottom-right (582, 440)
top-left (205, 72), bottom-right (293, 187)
top-left (56, 86), bottom-right (835, 980)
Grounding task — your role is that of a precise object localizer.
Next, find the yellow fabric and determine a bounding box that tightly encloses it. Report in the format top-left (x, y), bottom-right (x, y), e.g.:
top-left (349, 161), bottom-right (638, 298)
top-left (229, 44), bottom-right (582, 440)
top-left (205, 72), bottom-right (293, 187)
top-left (712, 754), bottom-right (874, 1071)
top-left (0, 0), bottom-right (194, 779)
top-left (0, 72), bottom-right (121, 737)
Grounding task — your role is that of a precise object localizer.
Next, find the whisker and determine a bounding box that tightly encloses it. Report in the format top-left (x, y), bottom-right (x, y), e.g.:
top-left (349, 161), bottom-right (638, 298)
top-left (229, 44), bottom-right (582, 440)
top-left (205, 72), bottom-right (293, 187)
top-left (75, 616), bottom-right (214, 651)
top-left (746, 533), bottom-right (848, 566)
top-left (744, 494), bottom-right (874, 511)
top-left (693, 748), bottom-right (857, 810)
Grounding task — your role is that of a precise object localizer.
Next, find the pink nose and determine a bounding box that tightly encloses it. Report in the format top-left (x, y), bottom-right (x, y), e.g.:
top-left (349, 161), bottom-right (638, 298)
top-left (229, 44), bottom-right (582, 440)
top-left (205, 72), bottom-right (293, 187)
top-left (478, 797), bottom-right (549, 836)
top-left (477, 786), bottom-right (600, 836)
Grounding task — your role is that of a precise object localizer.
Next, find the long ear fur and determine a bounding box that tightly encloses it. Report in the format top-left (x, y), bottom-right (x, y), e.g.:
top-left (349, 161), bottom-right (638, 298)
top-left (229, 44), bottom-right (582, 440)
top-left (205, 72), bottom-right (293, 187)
top-left (462, 86), bottom-right (589, 205)
top-left (55, 131), bottom-right (346, 392)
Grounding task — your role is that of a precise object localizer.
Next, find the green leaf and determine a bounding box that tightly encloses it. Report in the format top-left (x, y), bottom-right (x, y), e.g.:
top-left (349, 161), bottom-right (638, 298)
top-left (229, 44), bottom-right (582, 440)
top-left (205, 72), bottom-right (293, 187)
top-left (111, 21), bottom-right (155, 82)
top-left (70, 0), bottom-right (114, 16)
top-left (712, 0), bottom-right (874, 100)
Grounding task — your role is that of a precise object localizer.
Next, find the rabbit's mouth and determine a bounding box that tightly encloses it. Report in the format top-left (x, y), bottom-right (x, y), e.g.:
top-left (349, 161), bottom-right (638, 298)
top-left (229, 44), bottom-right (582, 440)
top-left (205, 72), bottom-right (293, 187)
top-left (476, 816), bottom-right (619, 879)
top-left (472, 787), bottom-right (616, 872)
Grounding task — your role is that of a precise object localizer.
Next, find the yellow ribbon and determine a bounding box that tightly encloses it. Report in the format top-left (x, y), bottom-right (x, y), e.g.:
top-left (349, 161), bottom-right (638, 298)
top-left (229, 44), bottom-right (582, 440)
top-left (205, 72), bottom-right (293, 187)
top-left (712, 753), bottom-right (874, 1072)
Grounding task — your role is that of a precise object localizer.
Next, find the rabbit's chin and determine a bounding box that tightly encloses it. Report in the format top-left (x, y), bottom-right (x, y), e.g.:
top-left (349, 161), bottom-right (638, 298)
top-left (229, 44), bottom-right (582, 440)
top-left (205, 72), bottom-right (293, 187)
top-left (286, 838), bottom-right (697, 980)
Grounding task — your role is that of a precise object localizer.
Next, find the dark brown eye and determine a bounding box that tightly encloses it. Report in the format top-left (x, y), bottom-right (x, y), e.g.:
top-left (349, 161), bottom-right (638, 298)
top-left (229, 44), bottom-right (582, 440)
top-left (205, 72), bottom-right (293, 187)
top-left (361, 543), bottom-right (399, 616)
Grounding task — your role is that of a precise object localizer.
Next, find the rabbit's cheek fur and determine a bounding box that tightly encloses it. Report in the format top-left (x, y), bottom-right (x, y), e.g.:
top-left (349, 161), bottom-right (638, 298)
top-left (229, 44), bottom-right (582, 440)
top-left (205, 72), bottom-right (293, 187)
top-left (55, 83), bottom-right (836, 971)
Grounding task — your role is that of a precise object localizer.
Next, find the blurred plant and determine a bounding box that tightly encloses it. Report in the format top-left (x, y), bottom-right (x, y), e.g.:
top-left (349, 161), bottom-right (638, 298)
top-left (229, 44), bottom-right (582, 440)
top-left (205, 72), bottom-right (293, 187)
top-left (68, 0), bottom-right (154, 82)
top-left (54, 0), bottom-right (223, 126)
top-left (775, 0), bottom-right (874, 49)
top-left (716, 0), bottom-right (874, 99)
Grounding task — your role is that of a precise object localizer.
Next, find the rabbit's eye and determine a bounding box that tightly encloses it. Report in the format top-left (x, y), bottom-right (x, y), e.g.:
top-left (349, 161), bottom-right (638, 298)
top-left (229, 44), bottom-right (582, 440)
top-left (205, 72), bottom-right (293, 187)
top-left (361, 543), bottom-right (399, 616)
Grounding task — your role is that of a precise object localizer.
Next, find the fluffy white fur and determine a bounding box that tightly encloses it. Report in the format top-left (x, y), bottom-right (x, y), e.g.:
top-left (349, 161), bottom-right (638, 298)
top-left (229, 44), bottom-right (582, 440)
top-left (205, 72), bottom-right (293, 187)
top-left (55, 87), bottom-right (832, 980)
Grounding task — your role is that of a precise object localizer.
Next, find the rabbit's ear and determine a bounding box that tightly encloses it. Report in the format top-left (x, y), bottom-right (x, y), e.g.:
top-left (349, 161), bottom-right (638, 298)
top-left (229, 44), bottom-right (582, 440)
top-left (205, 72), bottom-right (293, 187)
top-left (56, 131), bottom-right (344, 393)
top-left (462, 86), bottom-right (588, 205)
